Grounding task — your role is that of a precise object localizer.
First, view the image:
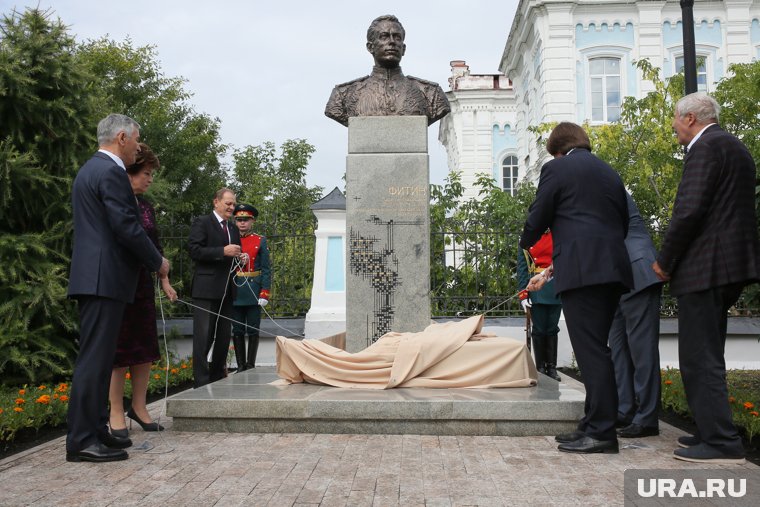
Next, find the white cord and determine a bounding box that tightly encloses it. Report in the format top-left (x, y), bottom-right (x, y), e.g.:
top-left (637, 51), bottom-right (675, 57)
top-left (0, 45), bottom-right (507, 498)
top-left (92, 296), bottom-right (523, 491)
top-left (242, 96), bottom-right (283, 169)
top-left (141, 275), bottom-right (175, 454)
top-left (231, 262), bottom-right (305, 338)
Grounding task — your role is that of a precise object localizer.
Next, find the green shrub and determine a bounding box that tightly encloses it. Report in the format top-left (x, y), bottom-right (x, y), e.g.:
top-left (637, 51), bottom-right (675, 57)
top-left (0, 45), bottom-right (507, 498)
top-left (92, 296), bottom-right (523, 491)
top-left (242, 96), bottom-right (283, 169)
top-left (1, 358), bottom-right (193, 443)
top-left (661, 368), bottom-right (760, 442)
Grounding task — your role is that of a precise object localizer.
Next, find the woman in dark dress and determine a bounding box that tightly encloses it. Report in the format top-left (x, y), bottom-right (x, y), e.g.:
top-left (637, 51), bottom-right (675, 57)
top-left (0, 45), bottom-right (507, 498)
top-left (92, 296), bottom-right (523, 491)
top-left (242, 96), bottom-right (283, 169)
top-left (109, 143), bottom-right (177, 435)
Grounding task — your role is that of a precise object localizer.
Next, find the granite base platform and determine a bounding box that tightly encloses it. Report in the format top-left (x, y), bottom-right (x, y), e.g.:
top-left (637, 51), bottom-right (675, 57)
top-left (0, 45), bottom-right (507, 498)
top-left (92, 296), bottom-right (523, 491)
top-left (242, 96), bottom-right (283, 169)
top-left (166, 367), bottom-right (586, 436)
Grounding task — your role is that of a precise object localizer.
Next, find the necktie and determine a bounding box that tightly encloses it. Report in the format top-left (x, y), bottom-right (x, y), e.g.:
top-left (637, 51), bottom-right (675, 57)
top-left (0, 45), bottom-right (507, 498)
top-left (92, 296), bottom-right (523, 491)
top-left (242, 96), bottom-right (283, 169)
top-left (220, 220), bottom-right (229, 244)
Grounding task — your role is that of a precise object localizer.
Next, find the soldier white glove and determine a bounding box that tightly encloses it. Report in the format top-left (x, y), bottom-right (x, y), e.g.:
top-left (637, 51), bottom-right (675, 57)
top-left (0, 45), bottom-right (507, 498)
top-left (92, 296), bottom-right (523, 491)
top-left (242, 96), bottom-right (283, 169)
top-left (258, 298), bottom-right (269, 307)
top-left (521, 298), bottom-right (532, 313)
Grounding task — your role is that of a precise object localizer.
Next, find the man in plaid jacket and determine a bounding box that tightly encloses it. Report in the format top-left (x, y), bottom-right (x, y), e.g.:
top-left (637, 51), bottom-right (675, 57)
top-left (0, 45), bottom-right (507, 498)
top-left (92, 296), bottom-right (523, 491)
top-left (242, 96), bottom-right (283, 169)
top-left (654, 92), bottom-right (760, 464)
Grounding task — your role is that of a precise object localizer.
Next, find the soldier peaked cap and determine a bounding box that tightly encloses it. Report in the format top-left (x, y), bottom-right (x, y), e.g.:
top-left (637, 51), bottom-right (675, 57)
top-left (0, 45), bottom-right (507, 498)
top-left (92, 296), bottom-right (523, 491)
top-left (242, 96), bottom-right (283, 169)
top-left (234, 203), bottom-right (258, 218)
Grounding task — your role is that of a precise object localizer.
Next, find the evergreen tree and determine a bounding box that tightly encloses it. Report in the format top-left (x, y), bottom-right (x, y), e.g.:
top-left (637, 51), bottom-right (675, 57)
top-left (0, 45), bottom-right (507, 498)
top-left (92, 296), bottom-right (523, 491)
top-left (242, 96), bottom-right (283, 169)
top-left (0, 7), bottom-right (98, 384)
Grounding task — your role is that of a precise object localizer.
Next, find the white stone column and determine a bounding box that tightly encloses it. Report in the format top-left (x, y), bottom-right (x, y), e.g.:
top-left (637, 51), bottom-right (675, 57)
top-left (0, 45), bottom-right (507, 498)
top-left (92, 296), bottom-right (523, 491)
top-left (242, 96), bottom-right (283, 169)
top-left (304, 187), bottom-right (346, 339)
top-left (541, 4), bottom-right (577, 121)
top-left (725, 0), bottom-right (754, 64)
top-left (637, 1), bottom-right (668, 95)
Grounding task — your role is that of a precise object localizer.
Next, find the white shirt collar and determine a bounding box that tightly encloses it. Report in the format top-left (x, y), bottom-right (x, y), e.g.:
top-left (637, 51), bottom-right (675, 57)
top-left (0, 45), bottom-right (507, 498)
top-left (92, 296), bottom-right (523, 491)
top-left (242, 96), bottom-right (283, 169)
top-left (98, 149), bottom-right (126, 170)
top-left (212, 210), bottom-right (225, 224)
top-left (687, 123), bottom-right (716, 152)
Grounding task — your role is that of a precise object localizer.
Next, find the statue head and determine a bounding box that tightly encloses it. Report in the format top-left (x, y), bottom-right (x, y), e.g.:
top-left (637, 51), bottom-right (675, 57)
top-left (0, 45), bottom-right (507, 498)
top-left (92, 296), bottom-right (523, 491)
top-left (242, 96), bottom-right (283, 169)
top-left (366, 15), bottom-right (406, 69)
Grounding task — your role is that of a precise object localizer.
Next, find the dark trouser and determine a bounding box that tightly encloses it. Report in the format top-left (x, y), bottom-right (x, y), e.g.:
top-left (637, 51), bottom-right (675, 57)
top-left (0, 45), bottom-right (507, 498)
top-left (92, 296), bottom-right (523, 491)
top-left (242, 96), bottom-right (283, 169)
top-left (232, 304), bottom-right (262, 337)
top-left (609, 284), bottom-right (662, 427)
top-left (232, 304), bottom-right (261, 368)
top-left (192, 296), bottom-right (233, 388)
top-left (677, 282), bottom-right (745, 455)
top-left (530, 303), bottom-right (562, 371)
top-left (66, 296), bottom-right (126, 452)
top-left (561, 283), bottom-right (622, 441)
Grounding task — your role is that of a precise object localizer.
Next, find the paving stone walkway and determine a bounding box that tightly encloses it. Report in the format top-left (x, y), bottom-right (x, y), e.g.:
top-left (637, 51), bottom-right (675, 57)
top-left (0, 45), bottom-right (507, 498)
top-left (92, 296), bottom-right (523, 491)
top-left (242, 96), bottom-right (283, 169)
top-left (1, 385), bottom-right (757, 506)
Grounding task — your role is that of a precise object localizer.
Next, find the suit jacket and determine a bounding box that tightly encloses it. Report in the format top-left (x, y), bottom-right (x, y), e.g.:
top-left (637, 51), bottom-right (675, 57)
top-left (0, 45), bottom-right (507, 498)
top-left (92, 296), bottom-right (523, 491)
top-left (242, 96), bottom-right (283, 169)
top-left (657, 125), bottom-right (760, 296)
top-left (188, 213), bottom-right (241, 300)
top-left (622, 193), bottom-right (661, 301)
top-left (68, 152), bottom-right (163, 303)
top-left (520, 148), bottom-right (633, 295)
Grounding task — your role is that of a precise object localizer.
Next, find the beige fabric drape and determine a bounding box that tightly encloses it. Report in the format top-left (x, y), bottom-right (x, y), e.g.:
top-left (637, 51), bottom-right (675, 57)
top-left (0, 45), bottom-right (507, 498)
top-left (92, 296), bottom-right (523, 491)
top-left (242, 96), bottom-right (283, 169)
top-left (275, 315), bottom-right (538, 389)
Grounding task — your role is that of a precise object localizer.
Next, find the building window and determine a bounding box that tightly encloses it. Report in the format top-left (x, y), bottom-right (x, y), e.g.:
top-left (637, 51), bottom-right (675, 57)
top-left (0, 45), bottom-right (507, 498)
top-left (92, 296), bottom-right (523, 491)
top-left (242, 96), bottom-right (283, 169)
top-left (589, 57), bottom-right (621, 122)
top-left (502, 155), bottom-right (519, 196)
top-left (675, 56), bottom-right (708, 92)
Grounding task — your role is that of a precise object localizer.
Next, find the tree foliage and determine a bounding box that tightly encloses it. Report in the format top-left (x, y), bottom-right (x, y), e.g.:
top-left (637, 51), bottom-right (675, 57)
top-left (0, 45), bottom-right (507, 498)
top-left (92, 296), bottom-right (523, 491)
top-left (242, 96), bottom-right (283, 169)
top-left (590, 60), bottom-right (685, 230)
top-left (232, 139), bottom-right (322, 230)
top-left (430, 172), bottom-right (536, 316)
top-left (713, 61), bottom-right (760, 162)
top-left (0, 7), bottom-right (97, 384)
top-left (76, 37), bottom-right (229, 223)
top-left (231, 140), bottom-right (323, 315)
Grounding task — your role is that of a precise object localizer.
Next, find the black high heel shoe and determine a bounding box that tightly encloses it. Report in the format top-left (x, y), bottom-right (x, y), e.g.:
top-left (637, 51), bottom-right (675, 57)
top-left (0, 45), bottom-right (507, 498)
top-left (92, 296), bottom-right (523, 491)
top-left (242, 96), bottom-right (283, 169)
top-left (126, 408), bottom-right (164, 431)
top-left (110, 427), bottom-right (129, 438)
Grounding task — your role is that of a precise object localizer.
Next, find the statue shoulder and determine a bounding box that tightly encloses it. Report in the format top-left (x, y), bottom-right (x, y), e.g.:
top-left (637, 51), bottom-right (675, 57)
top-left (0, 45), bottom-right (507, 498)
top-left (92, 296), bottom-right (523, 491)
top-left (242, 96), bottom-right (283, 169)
top-left (333, 75), bottom-right (371, 90)
top-left (407, 75), bottom-right (445, 90)
top-left (407, 75), bottom-right (451, 125)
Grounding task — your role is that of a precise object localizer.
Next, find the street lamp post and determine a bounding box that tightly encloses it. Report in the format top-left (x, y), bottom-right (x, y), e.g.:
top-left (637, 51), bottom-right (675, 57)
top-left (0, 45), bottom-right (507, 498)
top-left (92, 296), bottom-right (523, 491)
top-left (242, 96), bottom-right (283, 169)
top-left (680, 0), bottom-right (698, 94)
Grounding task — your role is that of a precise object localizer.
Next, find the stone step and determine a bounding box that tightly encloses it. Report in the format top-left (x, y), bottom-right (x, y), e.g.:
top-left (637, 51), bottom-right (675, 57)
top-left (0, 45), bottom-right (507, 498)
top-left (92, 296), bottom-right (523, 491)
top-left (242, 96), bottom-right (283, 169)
top-left (167, 367), bottom-right (586, 436)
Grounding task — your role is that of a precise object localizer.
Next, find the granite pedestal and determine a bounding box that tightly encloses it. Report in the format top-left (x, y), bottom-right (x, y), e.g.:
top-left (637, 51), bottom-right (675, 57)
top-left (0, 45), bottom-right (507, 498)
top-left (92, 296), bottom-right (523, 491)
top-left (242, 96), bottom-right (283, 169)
top-left (166, 367), bottom-right (585, 436)
top-left (345, 116), bottom-right (431, 352)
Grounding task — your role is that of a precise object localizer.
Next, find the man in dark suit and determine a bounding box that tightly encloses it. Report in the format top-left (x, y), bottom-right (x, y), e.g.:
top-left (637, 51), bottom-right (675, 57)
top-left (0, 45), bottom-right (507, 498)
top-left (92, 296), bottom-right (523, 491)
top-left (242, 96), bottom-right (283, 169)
top-left (610, 193), bottom-right (662, 439)
top-left (653, 92), bottom-right (759, 464)
top-left (521, 122), bottom-right (633, 454)
top-left (188, 188), bottom-right (242, 388)
top-left (67, 113), bottom-right (170, 462)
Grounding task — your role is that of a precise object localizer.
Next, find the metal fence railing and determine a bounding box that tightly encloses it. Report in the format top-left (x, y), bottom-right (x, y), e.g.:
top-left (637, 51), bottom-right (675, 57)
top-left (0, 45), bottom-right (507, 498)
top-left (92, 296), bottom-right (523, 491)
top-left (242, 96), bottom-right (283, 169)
top-left (156, 222), bottom-right (315, 318)
top-left (155, 221), bottom-right (760, 319)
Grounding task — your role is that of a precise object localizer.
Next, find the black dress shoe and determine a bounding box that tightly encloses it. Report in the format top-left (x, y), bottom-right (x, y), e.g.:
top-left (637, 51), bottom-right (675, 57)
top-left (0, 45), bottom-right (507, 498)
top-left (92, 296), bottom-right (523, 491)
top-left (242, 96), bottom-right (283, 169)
top-left (615, 418), bottom-right (633, 428)
top-left (558, 436), bottom-right (619, 454)
top-left (673, 443), bottom-right (745, 464)
top-left (677, 434), bottom-right (700, 448)
top-left (66, 443), bottom-right (129, 462)
top-left (617, 423), bottom-right (659, 438)
top-left (555, 430), bottom-right (585, 443)
top-left (99, 431), bottom-right (132, 449)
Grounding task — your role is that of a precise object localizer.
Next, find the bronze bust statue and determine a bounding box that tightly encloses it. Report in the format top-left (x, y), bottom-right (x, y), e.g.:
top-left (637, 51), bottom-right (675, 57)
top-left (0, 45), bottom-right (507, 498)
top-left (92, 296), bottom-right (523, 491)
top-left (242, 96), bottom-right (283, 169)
top-left (325, 15), bottom-right (451, 127)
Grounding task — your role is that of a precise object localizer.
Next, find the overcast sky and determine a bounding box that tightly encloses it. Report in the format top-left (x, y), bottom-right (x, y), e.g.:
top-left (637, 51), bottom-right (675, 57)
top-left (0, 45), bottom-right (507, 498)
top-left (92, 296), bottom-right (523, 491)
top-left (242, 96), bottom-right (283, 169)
top-left (3, 0), bottom-right (518, 193)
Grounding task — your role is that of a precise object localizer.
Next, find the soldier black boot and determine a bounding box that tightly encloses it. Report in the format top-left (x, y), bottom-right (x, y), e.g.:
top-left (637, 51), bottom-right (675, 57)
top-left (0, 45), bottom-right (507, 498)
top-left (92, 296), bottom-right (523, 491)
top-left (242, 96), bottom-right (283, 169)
top-left (531, 333), bottom-right (547, 375)
top-left (545, 334), bottom-right (561, 381)
top-left (246, 334), bottom-right (259, 369)
top-left (232, 335), bottom-right (247, 372)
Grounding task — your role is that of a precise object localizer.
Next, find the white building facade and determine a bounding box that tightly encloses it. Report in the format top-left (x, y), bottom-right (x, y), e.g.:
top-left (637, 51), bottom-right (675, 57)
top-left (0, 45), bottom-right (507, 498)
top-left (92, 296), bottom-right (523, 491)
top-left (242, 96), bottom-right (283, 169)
top-left (435, 1), bottom-right (760, 368)
top-left (441, 0), bottom-right (760, 189)
top-left (438, 61), bottom-right (517, 201)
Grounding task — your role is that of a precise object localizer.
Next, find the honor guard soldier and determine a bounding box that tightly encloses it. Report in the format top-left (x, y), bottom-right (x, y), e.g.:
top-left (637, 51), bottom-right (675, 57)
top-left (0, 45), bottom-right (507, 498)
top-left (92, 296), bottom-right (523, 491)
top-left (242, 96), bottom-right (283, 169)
top-left (231, 204), bottom-right (271, 370)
